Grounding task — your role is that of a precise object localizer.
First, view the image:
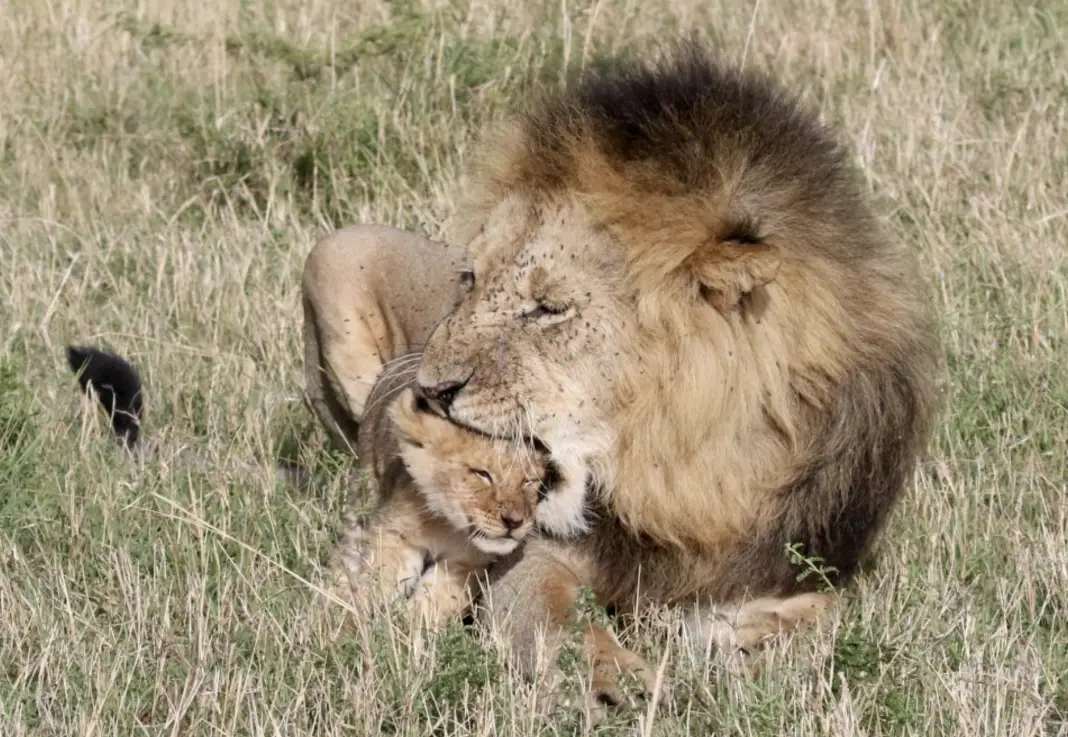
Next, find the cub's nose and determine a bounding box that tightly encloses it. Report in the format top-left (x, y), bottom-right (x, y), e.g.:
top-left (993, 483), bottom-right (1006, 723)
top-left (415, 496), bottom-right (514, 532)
top-left (417, 378), bottom-right (467, 412)
top-left (500, 511), bottom-right (525, 532)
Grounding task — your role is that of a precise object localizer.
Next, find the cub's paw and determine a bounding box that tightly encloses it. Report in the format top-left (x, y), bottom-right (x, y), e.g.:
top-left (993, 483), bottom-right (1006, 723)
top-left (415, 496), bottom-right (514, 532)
top-left (409, 564), bottom-right (473, 628)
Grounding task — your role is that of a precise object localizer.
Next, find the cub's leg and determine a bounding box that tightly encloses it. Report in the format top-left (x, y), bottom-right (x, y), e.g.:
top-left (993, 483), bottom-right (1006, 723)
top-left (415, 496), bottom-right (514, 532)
top-left (332, 489), bottom-right (481, 629)
top-left (333, 522), bottom-right (476, 629)
top-left (334, 520), bottom-right (428, 611)
top-left (479, 540), bottom-right (657, 716)
top-left (301, 225), bottom-right (466, 449)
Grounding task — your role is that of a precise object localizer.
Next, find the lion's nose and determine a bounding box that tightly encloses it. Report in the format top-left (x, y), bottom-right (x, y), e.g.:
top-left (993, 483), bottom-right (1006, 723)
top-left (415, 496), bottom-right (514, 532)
top-left (500, 510), bottom-right (525, 532)
top-left (418, 378), bottom-right (467, 412)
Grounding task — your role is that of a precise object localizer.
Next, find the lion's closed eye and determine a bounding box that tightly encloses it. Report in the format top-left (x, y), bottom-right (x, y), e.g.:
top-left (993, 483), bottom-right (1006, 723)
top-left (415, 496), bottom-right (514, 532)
top-left (468, 467), bottom-right (494, 484)
top-left (522, 301), bottom-right (574, 323)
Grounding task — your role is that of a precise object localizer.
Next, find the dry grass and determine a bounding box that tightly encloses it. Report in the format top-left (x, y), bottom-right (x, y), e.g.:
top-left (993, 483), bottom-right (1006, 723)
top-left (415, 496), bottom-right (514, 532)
top-left (1, 0), bottom-right (1066, 734)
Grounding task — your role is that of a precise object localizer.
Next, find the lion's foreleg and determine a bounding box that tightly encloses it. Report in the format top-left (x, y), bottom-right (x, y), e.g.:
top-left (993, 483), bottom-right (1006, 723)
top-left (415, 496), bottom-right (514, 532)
top-left (478, 542), bottom-right (657, 716)
top-left (682, 591), bottom-right (839, 666)
top-left (302, 294), bottom-right (367, 452)
top-left (302, 290), bottom-right (390, 435)
top-left (300, 224), bottom-right (466, 448)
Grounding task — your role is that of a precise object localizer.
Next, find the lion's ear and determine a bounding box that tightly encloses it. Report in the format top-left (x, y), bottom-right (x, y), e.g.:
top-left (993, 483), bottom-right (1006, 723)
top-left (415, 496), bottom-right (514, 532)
top-left (689, 240), bottom-right (780, 314)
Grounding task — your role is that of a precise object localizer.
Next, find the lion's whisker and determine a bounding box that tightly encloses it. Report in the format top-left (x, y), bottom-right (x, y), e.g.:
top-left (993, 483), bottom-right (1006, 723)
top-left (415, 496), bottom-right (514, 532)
top-left (361, 379), bottom-right (415, 418)
top-left (361, 358), bottom-right (425, 413)
top-left (380, 350), bottom-right (425, 371)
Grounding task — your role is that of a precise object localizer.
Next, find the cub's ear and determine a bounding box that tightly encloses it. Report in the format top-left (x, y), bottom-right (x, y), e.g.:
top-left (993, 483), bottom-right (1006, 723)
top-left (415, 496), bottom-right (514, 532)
top-left (685, 228), bottom-right (780, 314)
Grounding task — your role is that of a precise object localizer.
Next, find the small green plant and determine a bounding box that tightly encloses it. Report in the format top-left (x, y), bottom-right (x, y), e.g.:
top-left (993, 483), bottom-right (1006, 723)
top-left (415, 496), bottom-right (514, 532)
top-left (416, 621), bottom-right (503, 730)
top-left (785, 541), bottom-right (841, 592)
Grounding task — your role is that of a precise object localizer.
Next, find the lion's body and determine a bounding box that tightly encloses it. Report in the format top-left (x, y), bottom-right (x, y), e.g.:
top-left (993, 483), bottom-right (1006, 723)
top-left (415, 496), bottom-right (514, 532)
top-left (419, 44), bottom-right (938, 604)
top-left (305, 42), bottom-right (939, 705)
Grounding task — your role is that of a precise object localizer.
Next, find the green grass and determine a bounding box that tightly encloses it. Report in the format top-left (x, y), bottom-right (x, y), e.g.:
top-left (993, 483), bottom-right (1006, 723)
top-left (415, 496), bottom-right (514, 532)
top-left (1, 0), bottom-right (1066, 734)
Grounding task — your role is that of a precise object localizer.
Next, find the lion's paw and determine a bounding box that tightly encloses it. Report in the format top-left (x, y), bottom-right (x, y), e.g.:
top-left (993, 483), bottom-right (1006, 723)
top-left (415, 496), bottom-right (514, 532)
top-left (583, 626), bottom-right (664, 724)
top-left (683, 591), bottom-right (837, 671)
top-left (408, 565), bottom-right (472, 629)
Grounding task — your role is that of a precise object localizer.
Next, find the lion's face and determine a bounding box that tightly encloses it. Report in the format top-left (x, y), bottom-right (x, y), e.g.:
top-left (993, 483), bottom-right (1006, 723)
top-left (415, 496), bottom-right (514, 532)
top-left (416, 197), bottom-right (633, 535)
top-left (391, 387), bottom-right (557, 556)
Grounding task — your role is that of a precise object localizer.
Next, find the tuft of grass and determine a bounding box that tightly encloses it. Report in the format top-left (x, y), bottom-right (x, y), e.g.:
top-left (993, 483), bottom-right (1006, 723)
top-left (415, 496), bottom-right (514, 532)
top-left (1, 0), bottom-right (1066, 734)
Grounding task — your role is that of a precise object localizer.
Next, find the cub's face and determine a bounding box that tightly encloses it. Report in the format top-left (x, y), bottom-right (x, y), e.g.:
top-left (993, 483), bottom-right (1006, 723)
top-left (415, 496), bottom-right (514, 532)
top-left (390, 388), bottom-right (556, 556)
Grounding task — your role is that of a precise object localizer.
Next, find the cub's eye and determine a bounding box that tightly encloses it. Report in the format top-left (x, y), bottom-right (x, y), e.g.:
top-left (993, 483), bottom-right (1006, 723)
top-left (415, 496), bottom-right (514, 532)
top-left (522, 302), bottom-right (571, 322)
top-left (458, 270), bottom-right (475, 291)
top-left (469, 467), bottom-right (494, 484)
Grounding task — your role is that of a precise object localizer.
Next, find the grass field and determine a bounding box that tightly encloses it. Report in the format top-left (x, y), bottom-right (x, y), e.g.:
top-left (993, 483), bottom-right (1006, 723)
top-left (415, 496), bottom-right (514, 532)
top-left (1, 0), bottom-right (1066, 734)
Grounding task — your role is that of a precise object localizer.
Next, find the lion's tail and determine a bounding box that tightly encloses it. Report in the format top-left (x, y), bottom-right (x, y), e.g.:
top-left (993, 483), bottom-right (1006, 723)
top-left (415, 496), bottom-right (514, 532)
top-left (67, 345), bottom-right (144, 450)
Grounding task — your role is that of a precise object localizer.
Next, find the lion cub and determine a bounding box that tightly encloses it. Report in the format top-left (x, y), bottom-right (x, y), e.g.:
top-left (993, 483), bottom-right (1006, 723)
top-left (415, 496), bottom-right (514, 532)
top-left (343, 386), bottom-right (555, 625)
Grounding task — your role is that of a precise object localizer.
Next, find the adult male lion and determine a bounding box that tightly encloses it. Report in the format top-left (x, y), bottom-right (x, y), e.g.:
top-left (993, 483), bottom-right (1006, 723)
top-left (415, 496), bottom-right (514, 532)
top-left (304, 43), bottom-right (939, 703)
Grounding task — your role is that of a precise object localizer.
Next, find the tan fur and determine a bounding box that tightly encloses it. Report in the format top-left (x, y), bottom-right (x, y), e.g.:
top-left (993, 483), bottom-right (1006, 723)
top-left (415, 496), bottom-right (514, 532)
top-left (682, 592), bottom-right (839, 666)
top-left (331, 386), bottom-right (550, 626)
top-left (307, 43), bottom-right (939, 709)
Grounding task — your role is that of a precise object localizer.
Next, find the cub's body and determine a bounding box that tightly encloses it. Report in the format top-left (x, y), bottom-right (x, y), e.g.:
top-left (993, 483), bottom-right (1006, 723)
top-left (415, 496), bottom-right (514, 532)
top-left (332, 375), bottom-right (551, 625)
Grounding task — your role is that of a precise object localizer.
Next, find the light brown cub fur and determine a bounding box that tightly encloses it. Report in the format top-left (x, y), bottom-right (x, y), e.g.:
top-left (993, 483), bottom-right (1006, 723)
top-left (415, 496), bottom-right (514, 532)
top-left (333, 386), bottom-right (552, 626)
